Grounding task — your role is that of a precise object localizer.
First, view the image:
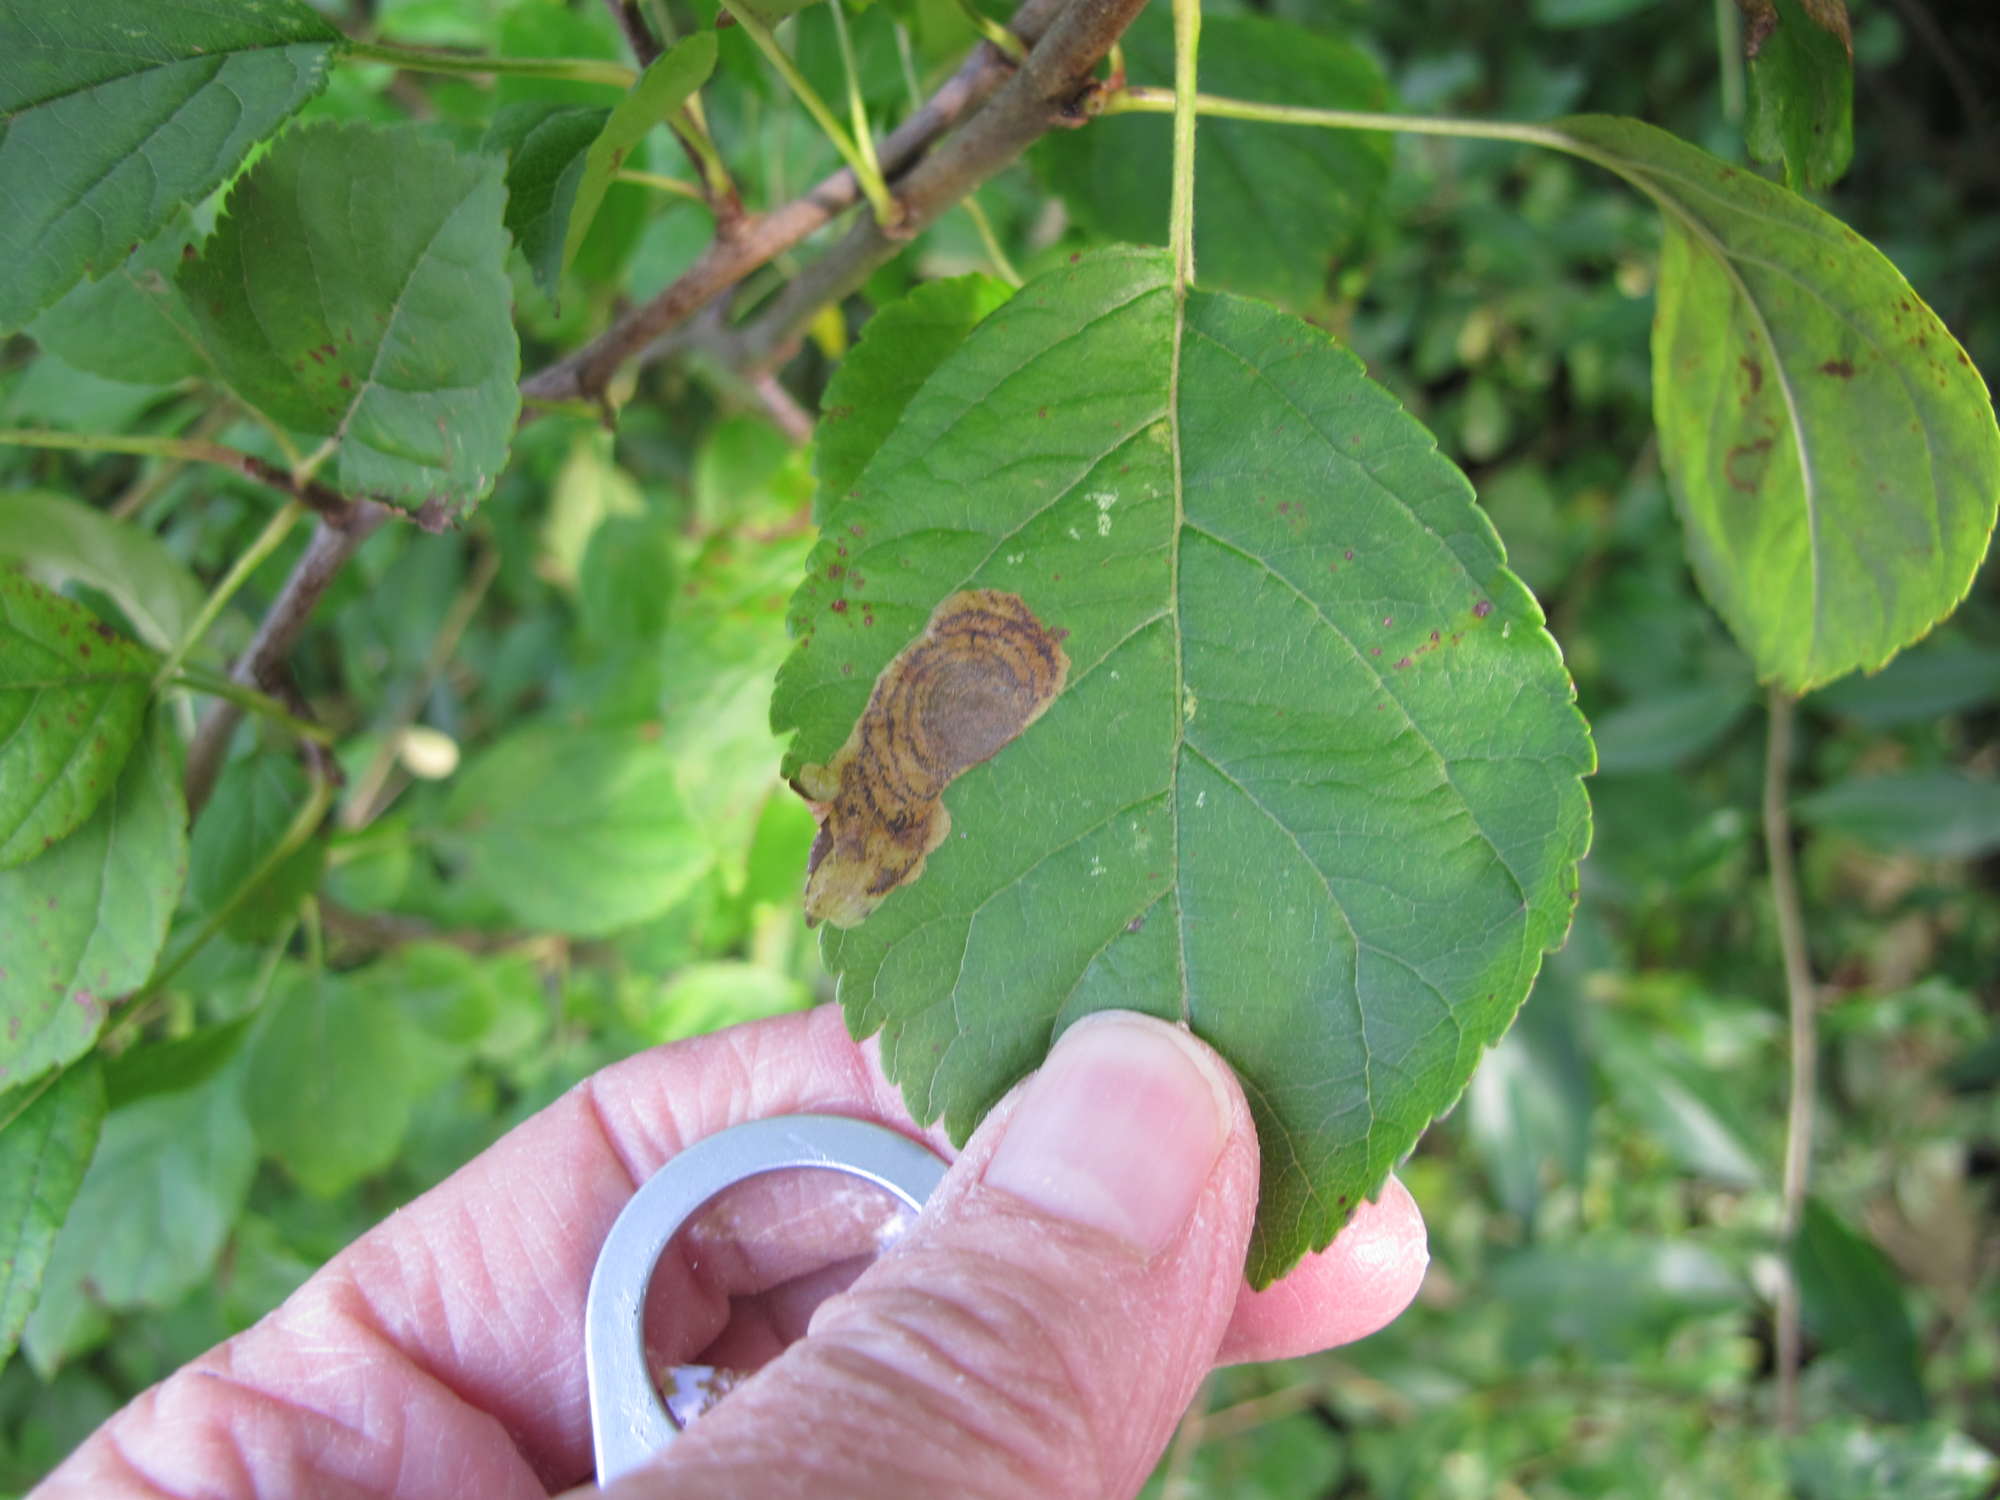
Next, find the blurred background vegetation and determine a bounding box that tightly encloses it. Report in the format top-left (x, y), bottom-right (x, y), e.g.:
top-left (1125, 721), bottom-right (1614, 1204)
top-left (2, 0), bottom-right (1996, 1493)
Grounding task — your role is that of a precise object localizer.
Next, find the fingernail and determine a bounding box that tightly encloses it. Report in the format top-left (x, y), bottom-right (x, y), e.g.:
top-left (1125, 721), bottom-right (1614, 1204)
top-left (984, 1012), bottom-right (1233, 1257)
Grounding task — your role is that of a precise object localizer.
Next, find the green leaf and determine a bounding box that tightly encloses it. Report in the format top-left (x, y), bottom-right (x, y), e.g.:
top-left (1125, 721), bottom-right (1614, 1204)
top-left (623, 960), bottom-right (813, 1044)
top-left (579, 510), bottom-right (680, 646)
top-left (1595, 1009), bottom-right (1765, 1186)
top-left (1793, 769), bottom-right (2000, 858)
top-left (1489, 1236), bottom-right (1744, 1363)
top-left (442, 724), bottom-right (710, 937)
top-left (102, 1018), bottom-right (254, 1110)
top-left (0, 709), bottom-right (186, 1089)
top-left (1035, 12), bottom-right (1392, 308)
top-left (243, 966), bottom-right (433, 1197)
top-left (0, 490), bottom-right (207, 653)
top-left (1462, 957), bottom-right (1593, 1222)
top-left (354, 943), bottom-right (547, 1063)
top-left (1742, 0), bottom-right (1854, 191)
top-left (1793, 1196), bottom-right (1928, 1421)
top-left (486, 103), bottom-right (610, 299)
top-left (1553, 116), bottom-right (2000, 692)
top-left (1809, 638), bottom-right (2000, 726)
top-left (21, 1065), bottom-right (254, 1376)
top-left (0, 0), bottom-right (339, 333)
top-left (188, 753), bottom-right (325, 941)
top-left (771, 248), bottom-right (1594, 1284)
top-left (178, 121), bottom-right (520, 511)
top-left (562, 36), bottom-right (716, 287)
top-left (0, 1062), bottom-right (105, 1367)
top-left (1790, 1420), bottom-right (1999, 1500)
top-left (26, 211), bottom-right (206, 386)
top-left (0, 569), bottom-right (156, 868)
top-left (1590, 674), bottom-right (1756, 775)
top-left (814, 273), bottom-right (1015, 515)
top-left (1534, 0), bottom-right (1663, 23)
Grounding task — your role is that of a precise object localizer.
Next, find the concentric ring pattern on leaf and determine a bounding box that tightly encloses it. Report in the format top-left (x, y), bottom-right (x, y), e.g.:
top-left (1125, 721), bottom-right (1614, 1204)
top-left (772, 248), bottom-right (1593, 1284)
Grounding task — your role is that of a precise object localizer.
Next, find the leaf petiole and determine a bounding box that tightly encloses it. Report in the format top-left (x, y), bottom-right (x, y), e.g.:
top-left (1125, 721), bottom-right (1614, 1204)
top-left (169, 666), bottom-right (334, 746)
top-left (152, 500), bottom-right (305, 692)
top-left (342, 37), bottom-right (637, 88)
top-left (715, 1), bottom-right (899, 224)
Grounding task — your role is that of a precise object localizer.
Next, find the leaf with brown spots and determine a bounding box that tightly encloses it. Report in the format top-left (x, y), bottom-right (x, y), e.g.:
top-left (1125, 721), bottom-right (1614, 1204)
top-left (772, 250), bottom-right (1593, 1285)
top-left (0, 569), bottom-right (156, 868)
top-left (177, 121), bottom-right (519, 512)
top-left (0, 709), bottom-right (186, 1092)
top-left (1553, 116), bottom-right (1999, 691)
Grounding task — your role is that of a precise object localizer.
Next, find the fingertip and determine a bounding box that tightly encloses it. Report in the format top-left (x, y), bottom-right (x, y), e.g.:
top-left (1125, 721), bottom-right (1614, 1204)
top-left (1217, 1174), bottom-right (1428, 1364)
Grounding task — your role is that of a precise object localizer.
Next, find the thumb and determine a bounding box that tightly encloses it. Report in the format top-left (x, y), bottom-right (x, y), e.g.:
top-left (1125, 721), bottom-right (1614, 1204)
top-left (622, 1010), bottom-right (1256, 1500)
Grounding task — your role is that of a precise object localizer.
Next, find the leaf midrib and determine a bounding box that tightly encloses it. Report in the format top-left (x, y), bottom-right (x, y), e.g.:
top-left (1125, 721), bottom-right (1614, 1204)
top-left (7, 37), bottom-right (330, 115)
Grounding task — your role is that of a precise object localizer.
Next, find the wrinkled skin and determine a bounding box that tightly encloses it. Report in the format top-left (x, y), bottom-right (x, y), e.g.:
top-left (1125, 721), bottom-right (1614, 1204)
top-left (37, 1006), bottom-right (1426, 1499)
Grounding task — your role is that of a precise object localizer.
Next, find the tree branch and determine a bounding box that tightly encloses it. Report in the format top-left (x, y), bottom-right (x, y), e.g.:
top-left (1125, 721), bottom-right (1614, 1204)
top-left (603, 0), bottom-right (662, 65)
top-left (182, 503), bottom-right (391, 814)
top-left (702, 0), bottom-right (1139, 375)
top-left (520, 0), bottom-right (1096, 405)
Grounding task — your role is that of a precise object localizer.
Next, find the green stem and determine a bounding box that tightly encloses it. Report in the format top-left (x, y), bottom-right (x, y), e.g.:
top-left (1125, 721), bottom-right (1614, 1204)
top-left (153, 500), bottom-right (305, 691)
top-left (716, 0), bottom-right (898, 223)
top-left (344, 37), bottom-right (636, 87)
top-left (827, 0), bottom-right (887, 198)
top-left (1167, 2), bottom-right (1201, 292)
top-left (1105, 85), bottom-right (1580, 154)
top-left (171, 666), bottom-right (334, 745)
top-left (616, 167), bottom-right (707, 199)
top-left (953, 0), bottom-right (1028, 62)
top-left (1763, 687), bottom-right (1818, 1435)
top-left (673, 102), bottom-right (740, 209)
top-left (137, 767), bottom-right (334, 1006)
top-left (961, 192), bottom-right (1023, 286)
top-left (1716, 0), bottom-right (1746, 125)
top-left (0, 429), bottom-right (236, 464)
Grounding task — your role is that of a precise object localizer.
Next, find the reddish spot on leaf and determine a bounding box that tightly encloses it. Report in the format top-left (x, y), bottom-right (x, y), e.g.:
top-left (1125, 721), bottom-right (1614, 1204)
top-left (841, 663), bottom-right (855, 677)
top-left (831, 599), bottom-right (849, 614)
top-left (1344, 549), bottom-right (1355, 561)
top-left (829, 564), bottom-right (845, 579)
top-left (1739, 356), bottom-right (1763, 396)
top-left (1725, 436), bottom-right (1775, 493)
top-left (1395, 657), bottom-right (1412, 669)
top-left (849, 524), bottom-right (865, 538)
top-left (1381, 616), bottom-right (1393, 628)
top-left (1819, 358), bottom-right (1857, 378)
top-left (1473, 599), bottom-right (1493, 618)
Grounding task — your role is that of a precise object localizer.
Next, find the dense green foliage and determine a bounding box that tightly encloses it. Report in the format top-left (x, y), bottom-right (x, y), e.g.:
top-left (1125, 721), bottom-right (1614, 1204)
top-left (1, 0), bottom-right (1997, 1493)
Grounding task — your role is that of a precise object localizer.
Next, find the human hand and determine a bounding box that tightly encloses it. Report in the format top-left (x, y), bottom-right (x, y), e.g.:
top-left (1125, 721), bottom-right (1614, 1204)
top-left (38, 1005), bottom-right (1426, 1499)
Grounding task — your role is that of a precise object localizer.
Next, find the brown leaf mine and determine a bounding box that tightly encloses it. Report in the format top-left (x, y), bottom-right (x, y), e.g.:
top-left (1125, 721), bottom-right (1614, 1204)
top-left (795, 589), bottom-right (1069, 928)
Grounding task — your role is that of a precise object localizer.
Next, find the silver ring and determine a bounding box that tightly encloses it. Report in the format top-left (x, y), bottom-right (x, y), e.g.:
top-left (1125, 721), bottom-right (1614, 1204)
top-left (586, 1113), bottom-right (947, 1485)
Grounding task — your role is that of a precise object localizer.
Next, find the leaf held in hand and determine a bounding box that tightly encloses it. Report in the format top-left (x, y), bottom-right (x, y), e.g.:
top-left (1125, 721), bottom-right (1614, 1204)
top-left (796, 589), bottom-right (1070, 929)
top-left (773, 249), bottom-right (1593, 1284)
